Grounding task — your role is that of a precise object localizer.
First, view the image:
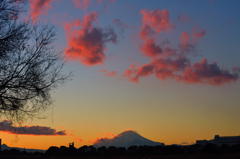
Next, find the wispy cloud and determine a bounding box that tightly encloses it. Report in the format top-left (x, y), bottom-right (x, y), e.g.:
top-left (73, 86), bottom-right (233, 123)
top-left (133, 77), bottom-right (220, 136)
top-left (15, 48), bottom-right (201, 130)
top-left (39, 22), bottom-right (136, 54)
top-left (177, 12), bottom-right (191, 23)
top-left (29, 0), bottom-right (55, 20)
top-left (71, 0), bottom-right (92, 12)
top-left (113, 19), bottom-right (131, 35)
top-left (192, 26), bottom-right (206, 44)
top-left (98, 70), bottom-right (117, 77)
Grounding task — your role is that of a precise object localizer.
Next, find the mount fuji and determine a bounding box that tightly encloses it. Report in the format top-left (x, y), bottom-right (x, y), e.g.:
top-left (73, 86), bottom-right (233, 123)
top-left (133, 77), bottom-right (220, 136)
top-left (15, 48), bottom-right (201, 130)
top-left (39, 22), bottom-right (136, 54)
top-left (93, 130), bottom-right (163, 148)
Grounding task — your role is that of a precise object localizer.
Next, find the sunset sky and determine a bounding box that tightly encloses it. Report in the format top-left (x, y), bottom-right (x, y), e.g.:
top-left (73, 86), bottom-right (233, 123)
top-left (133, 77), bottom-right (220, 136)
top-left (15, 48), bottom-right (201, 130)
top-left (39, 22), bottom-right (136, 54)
top-left (1, 0), bottom-right (240, 150)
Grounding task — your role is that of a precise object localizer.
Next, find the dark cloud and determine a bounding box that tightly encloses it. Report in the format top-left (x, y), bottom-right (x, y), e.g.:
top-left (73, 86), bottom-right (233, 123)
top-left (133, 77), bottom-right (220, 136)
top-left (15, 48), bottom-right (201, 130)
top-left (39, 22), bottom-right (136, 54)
top-left (0, 120), bottom-right (66, 136)
top-left (123, 57), bottom-right (238, 85)
top-left (140, 39), bottom-right (163, 57)
top-left (182, 59), bottom-right (239, 85)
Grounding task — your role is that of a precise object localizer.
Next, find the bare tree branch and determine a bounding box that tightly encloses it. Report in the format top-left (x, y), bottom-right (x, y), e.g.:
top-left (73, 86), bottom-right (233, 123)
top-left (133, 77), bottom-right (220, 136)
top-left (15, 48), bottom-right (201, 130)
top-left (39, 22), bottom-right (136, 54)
top-left (0, 0), bottom-right (71, 123)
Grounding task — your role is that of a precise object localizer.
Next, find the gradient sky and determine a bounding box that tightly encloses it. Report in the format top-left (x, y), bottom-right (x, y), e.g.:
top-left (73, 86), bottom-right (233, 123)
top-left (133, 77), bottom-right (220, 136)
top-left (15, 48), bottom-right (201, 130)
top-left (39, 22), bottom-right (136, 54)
top-left (1, 0), bottom-right (240, 150)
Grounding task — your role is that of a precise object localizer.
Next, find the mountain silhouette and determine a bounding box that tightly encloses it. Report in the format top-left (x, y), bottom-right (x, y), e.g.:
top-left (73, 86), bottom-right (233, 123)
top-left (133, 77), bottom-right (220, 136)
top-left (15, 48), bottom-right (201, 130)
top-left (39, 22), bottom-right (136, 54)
top-left (1, 144), bottom-right (46, 153)
top-left (93, 130), bottom-right (163, 148)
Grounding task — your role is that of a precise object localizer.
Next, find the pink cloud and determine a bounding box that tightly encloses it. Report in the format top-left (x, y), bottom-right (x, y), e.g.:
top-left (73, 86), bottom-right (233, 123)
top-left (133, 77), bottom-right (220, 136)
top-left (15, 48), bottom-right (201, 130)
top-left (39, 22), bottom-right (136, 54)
top-left (182, 59), bottom-right (239, 85)
top-left (123, 63), bottom-right (154, 83)
top-left (140, 25), bottom-right (156, 40)
top-left (180, 31), bottom-right (190, 44)
top-left (139, 9), bottom-right (175, 39)
top-left (29, 0), bottom-right (55, 20)
top-left (164, 47), bottom-right (177, 56)
top-left (0, 120), bottom-right (66, 136)
top-left (192, 26), bottom-right (206, 44)
top-left (64, 11), bottom-right (117, 66)
top-left (177, 12), bottom-right (191, 23)
top-left (123, 57), bottom-right (238, 85)
top-left (98, 0), bottom-right (102, 4)
top-left (98, 70), bottom-right (117, 77)
top-left (124, 8), bottom-right (238, 86)
top-left (71, 0), bottom-right (92, 11)
top-left (140, 39), bottom-right (163, 57)
top-left (179, 31), bottom-right (196, 55)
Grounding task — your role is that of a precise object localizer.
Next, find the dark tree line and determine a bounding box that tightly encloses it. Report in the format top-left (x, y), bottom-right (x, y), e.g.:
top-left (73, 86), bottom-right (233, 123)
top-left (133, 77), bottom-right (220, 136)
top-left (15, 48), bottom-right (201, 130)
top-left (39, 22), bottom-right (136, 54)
top-left (44, 143), bottom-right (240, 156)
top-left (1, 143), bottom-right (240, 157)
top-left (0, 0), bottom-right (70, 122)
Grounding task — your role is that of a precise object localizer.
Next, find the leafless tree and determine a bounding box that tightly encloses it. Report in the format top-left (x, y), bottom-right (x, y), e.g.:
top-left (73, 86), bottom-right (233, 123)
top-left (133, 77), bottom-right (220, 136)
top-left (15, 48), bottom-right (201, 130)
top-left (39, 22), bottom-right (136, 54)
top-left (0, 0), bottom-right (71, 122)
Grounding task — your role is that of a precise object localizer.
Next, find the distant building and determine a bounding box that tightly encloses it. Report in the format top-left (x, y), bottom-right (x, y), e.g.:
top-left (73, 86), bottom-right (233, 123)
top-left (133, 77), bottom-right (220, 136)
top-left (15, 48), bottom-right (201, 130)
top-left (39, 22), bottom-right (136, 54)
top-left (213, 135), bottom-right (240, 146)
top-left (196, 139), bottom-right (209, 146)
top-left (196, 135), bottom-right (240, 146)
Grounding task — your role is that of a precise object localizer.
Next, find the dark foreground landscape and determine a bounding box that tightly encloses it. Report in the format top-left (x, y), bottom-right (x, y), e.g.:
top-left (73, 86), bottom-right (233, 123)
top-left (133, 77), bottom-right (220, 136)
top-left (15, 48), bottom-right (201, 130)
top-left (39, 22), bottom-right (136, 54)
top-left (1, 154), bottom-right (240, 159)
top-left (1, 143), bottom-right (240, 159)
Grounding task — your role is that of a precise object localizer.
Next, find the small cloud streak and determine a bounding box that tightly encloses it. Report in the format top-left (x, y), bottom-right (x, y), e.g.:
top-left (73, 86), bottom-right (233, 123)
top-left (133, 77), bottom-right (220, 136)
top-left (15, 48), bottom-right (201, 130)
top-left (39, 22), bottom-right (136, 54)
top-left (98, 70), bottom-right (117, 77)
top-left (113, 19), bottom-right (130, 35)
top-left (64, 11), bottom-right (117, 66)
top-left (29, 0), bottom-right (55, 20)
top-left (177, 12), bottom-right (191, 23)
top-left (71, 0), bottom-right (92, 11)
top-left (0, 120), bottom-right (66, 136)
top-left (180, 31), bottom-right (190, 45)
top-left (192, 26), bottom-right (206, 44)
top-left (88, 132), bottom-right (117, 144)
top-left (233, 66), bottom-right (240, 73)
top-left (74, 138), bottom-right (83, 142)
top-left (210, 0), bottom-right (214, 6)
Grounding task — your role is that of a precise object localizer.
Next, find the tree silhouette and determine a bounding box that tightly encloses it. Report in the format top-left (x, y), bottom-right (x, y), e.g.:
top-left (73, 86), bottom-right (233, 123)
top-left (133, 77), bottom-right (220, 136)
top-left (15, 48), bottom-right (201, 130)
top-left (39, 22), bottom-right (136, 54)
top-left (45, 146), bottom-right (61, 156)
top-left (97, 146), bottom-right (107, 155)
top-left (107, 146), bottom-right (118, 155)
top-left (202, 143), bottom-right (219, 154)
top-left (118, 147), bottom-right (127, 155)
top-left (0, 0), bottom-right (71, 122)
